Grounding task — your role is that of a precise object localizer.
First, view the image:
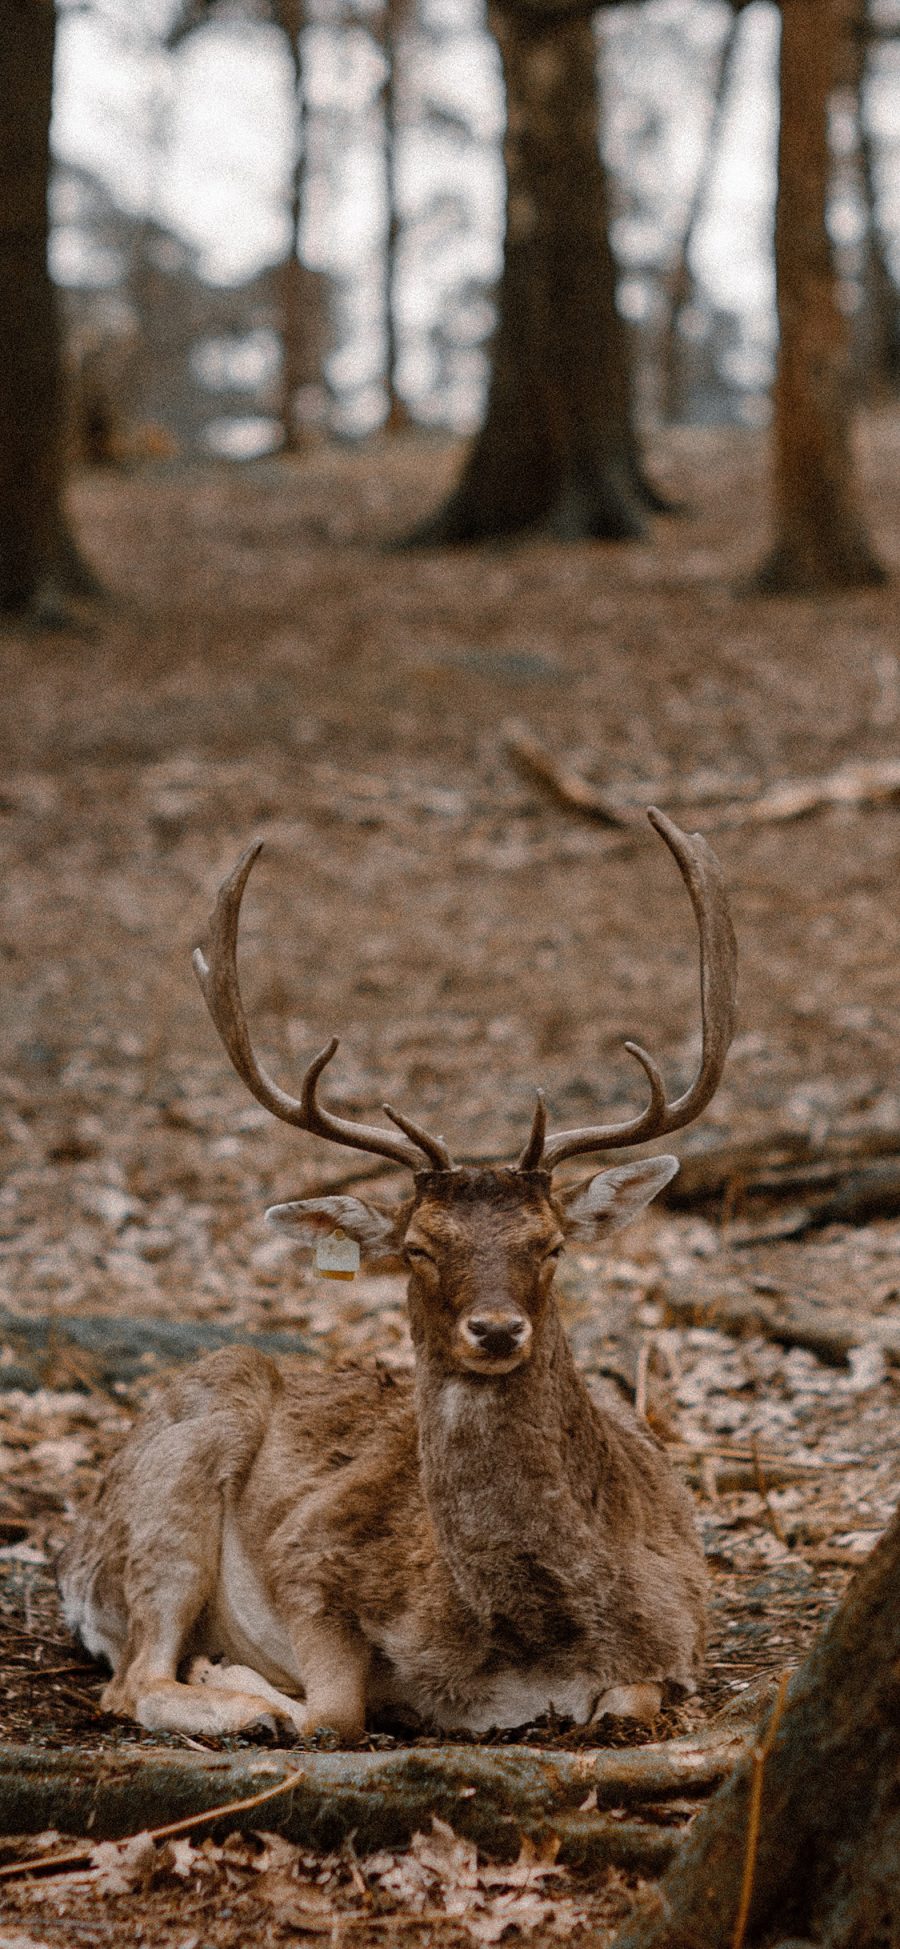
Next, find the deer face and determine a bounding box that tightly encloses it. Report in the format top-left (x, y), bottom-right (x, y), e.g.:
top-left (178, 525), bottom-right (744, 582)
top-left (267, 1156), bottom-right (677, 1379)
top-left (401, 1172), bottom-right (561, 1376)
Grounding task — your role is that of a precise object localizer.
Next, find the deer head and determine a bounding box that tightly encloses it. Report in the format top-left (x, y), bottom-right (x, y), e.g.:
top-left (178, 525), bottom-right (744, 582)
top-left (193, 810), bottom-right (737, 1377)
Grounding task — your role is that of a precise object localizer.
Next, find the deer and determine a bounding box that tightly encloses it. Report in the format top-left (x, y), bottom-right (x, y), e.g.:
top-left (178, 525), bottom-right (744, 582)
top-left (59, 809), bottom-right (737, 1742)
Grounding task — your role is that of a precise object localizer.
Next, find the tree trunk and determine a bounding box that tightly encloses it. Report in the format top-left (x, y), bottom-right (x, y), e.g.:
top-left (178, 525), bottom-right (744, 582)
top-left (611, 1505), bottom-right (900, 1949)
top-left (853, 0), bottom-right (900, 398)
top-left (381, 0), bottom-right (413, 434)
top-left (755, 0), bottom-right (885, 593)
top-left (277, 0), bottom-right (315, 454)
top-left (0, 0), bottom-right (67, 611)
top-left (661, 8), bottom-right (741, 424)
top-left (415, 8), bottom-right (662, 543)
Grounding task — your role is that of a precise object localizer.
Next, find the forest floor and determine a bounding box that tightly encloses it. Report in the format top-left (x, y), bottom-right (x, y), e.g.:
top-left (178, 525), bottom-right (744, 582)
top-left (1, 414), bottom-right (899, 1946)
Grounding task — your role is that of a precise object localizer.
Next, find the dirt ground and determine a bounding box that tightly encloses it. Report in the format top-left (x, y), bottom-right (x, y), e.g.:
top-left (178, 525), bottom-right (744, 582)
top-left (1, 416), bottom-right (899, 1945)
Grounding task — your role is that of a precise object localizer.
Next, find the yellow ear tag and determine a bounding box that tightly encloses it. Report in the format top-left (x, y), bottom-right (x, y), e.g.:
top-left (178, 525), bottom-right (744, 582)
top-left (315, 1228), bottom-right (360, 1281)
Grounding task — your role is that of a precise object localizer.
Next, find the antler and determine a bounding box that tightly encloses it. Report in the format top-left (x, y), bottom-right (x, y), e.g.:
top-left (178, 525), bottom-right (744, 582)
top-left (517, 808), bottom-right (737, 1171)
top-left (192, 843), bottom-right (453, 1173)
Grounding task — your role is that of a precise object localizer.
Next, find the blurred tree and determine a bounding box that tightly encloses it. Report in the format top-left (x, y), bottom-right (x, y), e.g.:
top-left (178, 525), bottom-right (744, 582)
top-left (169, 0), bottom-right (328, 451)
top-left (611, 1505), bottom-right (900, 1949)
top-left (661, 6), bottom-right (742, 424)
top-left (756, 0), bottom-right (885, 592)
top-left (853, 0), bottom-right (900, 398)
top-left (0, 0), bottom-right (94, 615)
top-left (379, 0), bottom-right (414, 434)
top-left (274, 0), bottom-right (315, 451)
top-left (417, 1), bottom-right (666, 542)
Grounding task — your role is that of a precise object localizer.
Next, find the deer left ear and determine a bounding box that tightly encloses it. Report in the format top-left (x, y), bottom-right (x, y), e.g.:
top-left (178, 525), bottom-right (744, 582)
top-left (561, 1156), bottom-right (678, 1240)
top-left (265, 1194), bottom-right (404, 1265)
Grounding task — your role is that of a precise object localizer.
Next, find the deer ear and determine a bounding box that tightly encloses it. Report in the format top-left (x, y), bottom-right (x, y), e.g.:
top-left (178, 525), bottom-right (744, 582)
top-left (561, 1156), bottom-right (678, 1240)
top-left (265, 1195), bottom-right (403, 1264)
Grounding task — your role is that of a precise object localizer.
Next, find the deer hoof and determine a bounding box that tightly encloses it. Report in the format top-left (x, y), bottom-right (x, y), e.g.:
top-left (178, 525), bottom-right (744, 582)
top-left (593, 1681), bottom-right (663, 1725)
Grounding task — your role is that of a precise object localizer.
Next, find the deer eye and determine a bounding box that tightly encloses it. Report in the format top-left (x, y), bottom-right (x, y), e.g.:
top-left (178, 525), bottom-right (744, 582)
top-left (544, 1242), bottom-right (564, 1262)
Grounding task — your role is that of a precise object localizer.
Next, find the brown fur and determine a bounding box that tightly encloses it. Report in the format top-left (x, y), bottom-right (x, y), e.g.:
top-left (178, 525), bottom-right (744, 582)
top-left (59, 1164), bottom-right (705, 1739)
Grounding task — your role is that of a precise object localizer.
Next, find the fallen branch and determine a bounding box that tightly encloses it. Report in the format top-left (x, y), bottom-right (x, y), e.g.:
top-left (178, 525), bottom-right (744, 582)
top-left (724, 1158), bottom-right (900, 1241)
top-left (506, 728), bottom-right (900, 835)
top-left (666, 1124), bottom-right (900, 1237)
top-left (661, 1288), bottom-right (900, 1368)
top-left (669, 1124), bottom-right (900, 1204)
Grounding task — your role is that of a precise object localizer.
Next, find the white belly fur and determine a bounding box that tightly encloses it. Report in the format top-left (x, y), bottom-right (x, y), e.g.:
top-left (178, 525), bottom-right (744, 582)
top-left (435, 1668), bottom-right (600, 1733)
top-left (206, 1513), bottom-right (303, 1693)
top-left (210, 1522), bottom-right (602, 1732)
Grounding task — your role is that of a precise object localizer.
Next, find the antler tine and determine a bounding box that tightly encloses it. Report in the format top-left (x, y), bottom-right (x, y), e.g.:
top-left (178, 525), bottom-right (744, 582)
top-left (383, 1105), bottom-right (453, 1170)
top-left (533, 809), bottom-right (737, 1171)
top-left (192, 844), bottom-right (450, 1173)
top-left (516, 1090), bottom-right (547, 1170)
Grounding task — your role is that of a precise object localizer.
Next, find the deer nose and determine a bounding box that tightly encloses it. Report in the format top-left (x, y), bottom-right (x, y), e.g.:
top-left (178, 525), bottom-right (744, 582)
top-left (462, 1314), bottom-right (531, 1360)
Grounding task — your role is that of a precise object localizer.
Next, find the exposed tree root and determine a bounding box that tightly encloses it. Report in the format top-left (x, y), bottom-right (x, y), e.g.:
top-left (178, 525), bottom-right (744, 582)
top-left (0, 1725), bottom-right (753, 1874)
top-left (0, 1730), bottom-right (748, 1878)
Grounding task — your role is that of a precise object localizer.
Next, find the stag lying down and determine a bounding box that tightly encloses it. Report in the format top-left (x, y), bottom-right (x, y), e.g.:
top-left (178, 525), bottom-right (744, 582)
top-left (60, 810), bottom-right (737, 1741)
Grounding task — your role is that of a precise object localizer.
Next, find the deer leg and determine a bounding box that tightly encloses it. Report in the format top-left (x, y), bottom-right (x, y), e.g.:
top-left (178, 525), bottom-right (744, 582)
top-left (184, 1623), bottom-right (370, 1741)
top-left (102, 1579), bottom-right (302, 1736)
top-left (184, 1628), bottom-right (369, 1742)
top-left (282, 1612), bottom-right (370, 1741)
top-left (99, 1487), bottom-right (302, 1738)
top-left (184, 1656), bottom-right (310, 1735)
top-left (105, 1616), bottom-right (305, 1738)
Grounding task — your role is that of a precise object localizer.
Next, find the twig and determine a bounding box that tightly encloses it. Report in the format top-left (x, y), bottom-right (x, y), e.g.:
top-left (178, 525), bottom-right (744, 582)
top-left (634, 1339), bottom-right (651, 1421)
top-left (344, 1915), bottom-right (461, 1930)
top-left (730, 1671), bottom-right (790, 1949)
top-left (17, 1662), bottom-right (101, 1680)
top-left (749, 1441), bottom-right (788, 1545)
top-left (671, 1124), bottom-right (900, 1203)
top-left (53, 1683), bottom-right (105, 1714)
top-left (0, 1763), bottom-right (308, 1883)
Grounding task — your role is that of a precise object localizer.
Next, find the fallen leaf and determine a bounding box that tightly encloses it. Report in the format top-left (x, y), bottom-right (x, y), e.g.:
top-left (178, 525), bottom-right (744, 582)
top-left (88, 1832), bottom-right (157, 1895)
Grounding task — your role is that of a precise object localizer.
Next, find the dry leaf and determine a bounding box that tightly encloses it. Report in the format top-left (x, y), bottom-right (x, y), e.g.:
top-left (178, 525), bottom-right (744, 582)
top-left (0, 1935), bottom-right (57, 1949)
top-left (482, 1834), bottom-right (563, 1887)
top-left (251, 1831), bottom-right (302, 1875)
top-left (166, 1838), bottom-right (203, 1879)
top-left (88, 1832), bottom-right (157, 1895)
top-left (256, 1876), bottom-right (336, 1931)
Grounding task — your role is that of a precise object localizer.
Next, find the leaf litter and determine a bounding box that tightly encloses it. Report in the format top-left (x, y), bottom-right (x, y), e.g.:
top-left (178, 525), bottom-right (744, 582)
top-left (1, 424), bottom-right (899, 1944)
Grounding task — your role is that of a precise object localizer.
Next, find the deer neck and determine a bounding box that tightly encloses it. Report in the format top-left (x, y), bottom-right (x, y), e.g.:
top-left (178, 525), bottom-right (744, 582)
top-left (414, 1304), bottom-right (600, 1627)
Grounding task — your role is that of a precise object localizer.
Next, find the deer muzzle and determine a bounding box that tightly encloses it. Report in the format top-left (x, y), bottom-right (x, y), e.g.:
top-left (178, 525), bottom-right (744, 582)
top-left (455, 1310), bottom-right (533, 1374)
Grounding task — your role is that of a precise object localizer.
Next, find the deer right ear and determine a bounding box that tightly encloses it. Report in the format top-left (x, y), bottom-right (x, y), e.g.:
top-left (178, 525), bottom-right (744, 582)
top-left (265, 1195), bottom-right (403, 1264)
top-left (561, 1156), bottom-right (679, 1240)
